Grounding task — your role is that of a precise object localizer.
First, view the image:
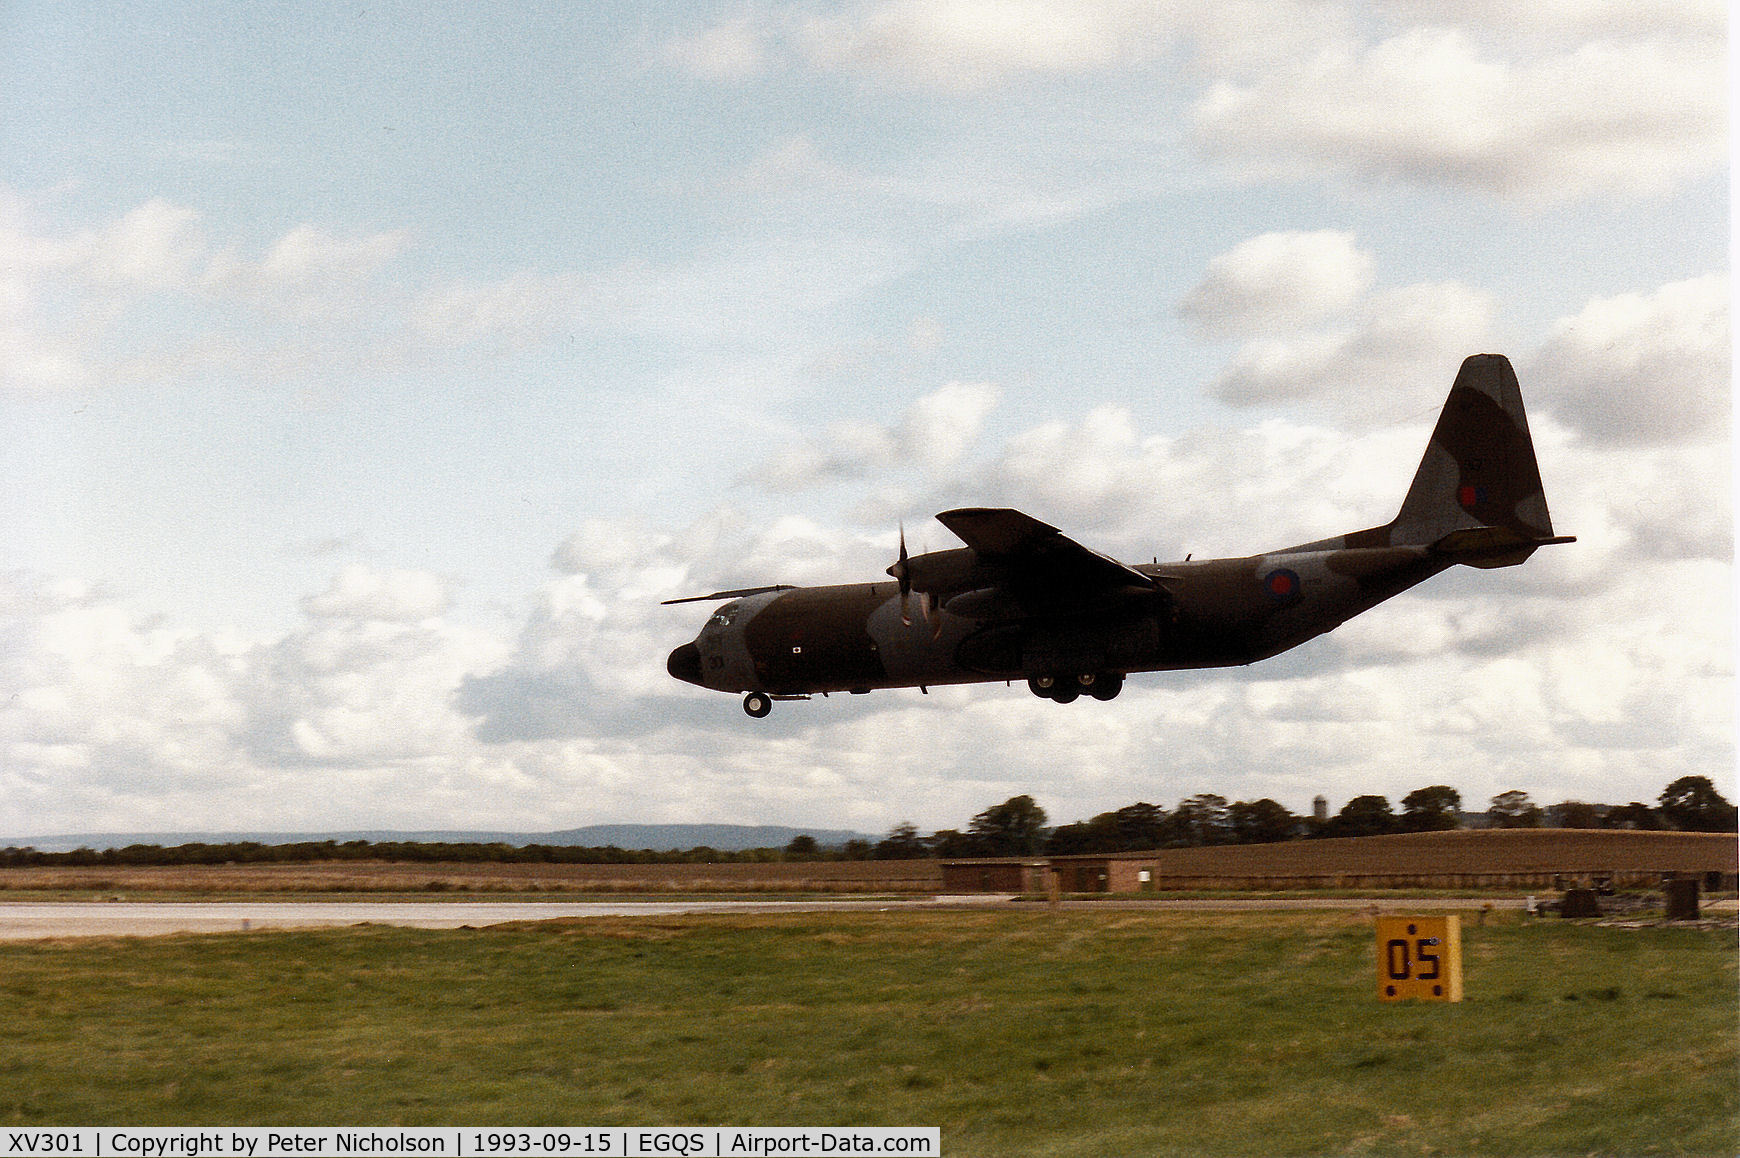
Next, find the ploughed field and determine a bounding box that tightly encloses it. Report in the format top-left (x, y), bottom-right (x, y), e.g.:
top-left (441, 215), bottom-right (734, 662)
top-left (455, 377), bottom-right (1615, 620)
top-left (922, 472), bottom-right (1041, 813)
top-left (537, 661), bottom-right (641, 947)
top-left (1108, 829), bottom-right (1737, 891)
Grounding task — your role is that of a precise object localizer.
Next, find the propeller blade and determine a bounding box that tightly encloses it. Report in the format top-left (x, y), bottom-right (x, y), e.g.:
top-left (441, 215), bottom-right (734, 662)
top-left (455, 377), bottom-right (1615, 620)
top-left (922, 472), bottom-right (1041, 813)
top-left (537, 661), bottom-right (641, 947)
top-left (895, 522), bottom-right (914, 627)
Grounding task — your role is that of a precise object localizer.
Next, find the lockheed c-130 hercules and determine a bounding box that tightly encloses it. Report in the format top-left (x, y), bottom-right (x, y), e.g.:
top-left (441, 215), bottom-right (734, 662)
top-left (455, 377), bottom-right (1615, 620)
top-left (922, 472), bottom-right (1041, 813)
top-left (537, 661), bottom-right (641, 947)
top-left (666, 354), bottom-right (1573, 718)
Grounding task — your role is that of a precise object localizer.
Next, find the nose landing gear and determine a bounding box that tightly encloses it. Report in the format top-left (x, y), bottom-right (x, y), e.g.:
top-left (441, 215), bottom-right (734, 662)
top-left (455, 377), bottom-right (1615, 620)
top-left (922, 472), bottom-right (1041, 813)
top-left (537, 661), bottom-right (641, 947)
top-left (1027, 672), bottom-right (1124, 703)
top-left (742, 691), bottom-right (813, 718)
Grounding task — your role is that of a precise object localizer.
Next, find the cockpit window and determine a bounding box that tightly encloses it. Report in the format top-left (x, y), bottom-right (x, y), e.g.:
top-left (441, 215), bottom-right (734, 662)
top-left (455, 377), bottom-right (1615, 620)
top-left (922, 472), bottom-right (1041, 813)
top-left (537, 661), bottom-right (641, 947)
top-left (708, 602), bottom-right (741, 629)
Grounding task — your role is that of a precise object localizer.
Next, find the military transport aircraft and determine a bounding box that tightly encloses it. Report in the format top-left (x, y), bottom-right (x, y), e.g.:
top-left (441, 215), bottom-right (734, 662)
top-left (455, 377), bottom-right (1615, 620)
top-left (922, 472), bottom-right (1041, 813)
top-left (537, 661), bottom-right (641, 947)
top-left (666, 354), bottom-right (1573, 717)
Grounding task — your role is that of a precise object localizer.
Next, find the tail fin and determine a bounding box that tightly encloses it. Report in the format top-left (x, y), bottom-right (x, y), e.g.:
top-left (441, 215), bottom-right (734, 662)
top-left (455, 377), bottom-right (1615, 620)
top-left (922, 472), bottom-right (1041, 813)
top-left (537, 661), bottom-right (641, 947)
top-left (1388, 354), bottom-right (1573, 567)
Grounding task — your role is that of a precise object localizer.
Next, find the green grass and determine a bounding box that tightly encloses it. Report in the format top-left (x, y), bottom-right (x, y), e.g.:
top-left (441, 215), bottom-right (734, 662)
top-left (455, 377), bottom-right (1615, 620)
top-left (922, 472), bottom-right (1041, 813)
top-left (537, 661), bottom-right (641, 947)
top-left (0, 910), bottom-right (1733, 1156)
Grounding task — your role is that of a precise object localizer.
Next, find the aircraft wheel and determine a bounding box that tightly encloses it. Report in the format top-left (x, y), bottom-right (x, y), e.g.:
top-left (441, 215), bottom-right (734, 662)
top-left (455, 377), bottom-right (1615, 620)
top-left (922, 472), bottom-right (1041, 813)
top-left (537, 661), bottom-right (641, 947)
top-left (1050, 683), bottom-right (1080, 704)
top-left (1027, 675), bottom-right (1057, 698)
top-left (743, 692), bottom-right (773, 718)
top-left (1089, 672), bottom-right (1124, 701)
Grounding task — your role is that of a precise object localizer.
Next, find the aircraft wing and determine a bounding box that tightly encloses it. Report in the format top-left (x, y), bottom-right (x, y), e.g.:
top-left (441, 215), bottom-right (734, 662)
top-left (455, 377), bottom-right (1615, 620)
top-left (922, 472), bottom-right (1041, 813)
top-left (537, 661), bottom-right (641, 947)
top-left (936, 507), bottom-right (1158, 610)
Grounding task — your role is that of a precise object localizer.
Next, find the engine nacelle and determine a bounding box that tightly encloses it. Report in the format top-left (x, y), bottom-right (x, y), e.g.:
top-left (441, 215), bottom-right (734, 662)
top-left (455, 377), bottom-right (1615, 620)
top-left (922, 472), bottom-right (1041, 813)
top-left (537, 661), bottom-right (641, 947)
top-left (888, 546), bottom-right (993, 595)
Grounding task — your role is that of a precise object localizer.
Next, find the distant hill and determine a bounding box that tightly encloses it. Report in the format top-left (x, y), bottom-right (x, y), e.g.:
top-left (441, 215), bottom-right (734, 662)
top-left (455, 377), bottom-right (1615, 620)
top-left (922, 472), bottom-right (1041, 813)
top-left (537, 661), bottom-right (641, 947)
top-left (2, 824), bottom-right (880, 855)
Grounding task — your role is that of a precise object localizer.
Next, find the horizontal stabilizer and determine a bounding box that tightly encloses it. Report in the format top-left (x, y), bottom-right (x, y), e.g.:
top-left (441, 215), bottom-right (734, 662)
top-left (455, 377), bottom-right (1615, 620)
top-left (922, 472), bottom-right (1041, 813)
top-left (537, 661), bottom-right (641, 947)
top-left (1430, 526), bottom-right (1577, 568)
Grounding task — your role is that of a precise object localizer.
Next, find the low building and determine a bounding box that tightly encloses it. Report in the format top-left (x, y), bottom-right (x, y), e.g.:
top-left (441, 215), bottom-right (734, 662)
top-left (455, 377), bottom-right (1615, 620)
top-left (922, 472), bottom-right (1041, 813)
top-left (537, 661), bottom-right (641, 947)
top-left (1047, 855), bottom-right (1157, 893)
top-left (939, 858), bottom-right (1050, 893)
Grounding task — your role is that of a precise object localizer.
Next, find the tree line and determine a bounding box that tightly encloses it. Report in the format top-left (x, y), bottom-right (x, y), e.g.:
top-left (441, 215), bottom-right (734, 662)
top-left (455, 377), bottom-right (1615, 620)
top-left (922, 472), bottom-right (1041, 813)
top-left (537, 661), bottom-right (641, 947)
top-left (0, 839), bottom-right (835, 869)
top-left (1, 776), bottom-right (1728, 868)
top-left (864, 775), bottom-right (1737, 860)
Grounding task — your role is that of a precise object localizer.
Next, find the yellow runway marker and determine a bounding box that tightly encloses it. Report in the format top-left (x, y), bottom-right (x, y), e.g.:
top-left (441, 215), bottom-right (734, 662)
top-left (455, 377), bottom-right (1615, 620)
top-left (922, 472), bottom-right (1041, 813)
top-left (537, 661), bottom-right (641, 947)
top-left (1377, 914), bottom-right (1463, 1002)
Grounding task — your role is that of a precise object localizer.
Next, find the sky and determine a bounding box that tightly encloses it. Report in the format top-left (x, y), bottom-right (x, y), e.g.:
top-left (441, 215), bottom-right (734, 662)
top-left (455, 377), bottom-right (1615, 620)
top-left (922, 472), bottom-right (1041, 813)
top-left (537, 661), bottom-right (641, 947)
top-left (0, 0), bottom-right (1730, 840)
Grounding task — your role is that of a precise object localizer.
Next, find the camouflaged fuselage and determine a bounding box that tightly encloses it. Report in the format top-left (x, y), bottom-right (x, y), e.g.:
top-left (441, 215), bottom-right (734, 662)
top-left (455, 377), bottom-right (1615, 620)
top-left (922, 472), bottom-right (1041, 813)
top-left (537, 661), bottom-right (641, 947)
top-left (674, 544), bottom-right (1451, 697)
top-left (666, 354), bottom-right (1571, 715)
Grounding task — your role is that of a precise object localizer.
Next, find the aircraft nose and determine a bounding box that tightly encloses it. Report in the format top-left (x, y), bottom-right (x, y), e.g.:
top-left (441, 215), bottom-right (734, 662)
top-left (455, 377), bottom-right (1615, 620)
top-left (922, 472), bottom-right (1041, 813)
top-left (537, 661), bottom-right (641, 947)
top-left (667, 642), bottom-right (704, 686)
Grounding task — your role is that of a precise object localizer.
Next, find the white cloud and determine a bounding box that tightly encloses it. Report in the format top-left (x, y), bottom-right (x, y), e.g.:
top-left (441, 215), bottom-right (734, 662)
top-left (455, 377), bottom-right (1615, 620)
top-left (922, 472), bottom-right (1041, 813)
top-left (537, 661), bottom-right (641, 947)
top-left (723, 136), bottom-right (846, 196)
top-left (0, 199), bottom-right (204, 388)
top-left (1192, 26), bottom-right (1725, 201)
top-left (0, 575), bottom-right (250, 827)
top-left (0, 193), bottom-right (607, 390)
top-left (659, 11), bottom-right (773, 80)
top-left (0, 188), bottom-right (914, 399)
top-left (1374, 0), bottom-right (1727, 40)
top-left (662, 5), bottom-right (1721, 207)
top-left (1179, 230), bottom-right (1375, 338)
top-left (744, 380), bottom-right (999, 491)
top-left (551, 519), bottom-right (676, 579)
top-left (0, 567), bottom-right (514, 832)
top-left (898, 381), bottom-right (1001, 469)
top-left (81, 199), bottom-right (208, 290)
top-left (243, 612), bottom-right (495, 768)
top-left (1528, 274), bottom-right (1729, 446)
top-left (300, 565), bottom-right (452, 623)
top-left (663, 1), bottom-right (1362, 92)
top-left (1210, 281), bottom-right (1496, 410)
top-left (203, 225), bottom-right (410, 322)
top-left (795, 0), bottom-right (1167, 90)
top-left (0, 321), bottom-right (83, 391)
top-left (413, 271), bottom-right (588, 351)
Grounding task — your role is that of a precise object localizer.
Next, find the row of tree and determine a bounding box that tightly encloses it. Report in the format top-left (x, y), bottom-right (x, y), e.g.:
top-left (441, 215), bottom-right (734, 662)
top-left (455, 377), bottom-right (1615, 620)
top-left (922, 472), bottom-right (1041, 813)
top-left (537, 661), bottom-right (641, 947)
top-left (0, 839), bottom-right (826, 870)
top-left (861, 776), bottom-right (1737, 860)
top-left (3, 778), bottom-right (1726, 869)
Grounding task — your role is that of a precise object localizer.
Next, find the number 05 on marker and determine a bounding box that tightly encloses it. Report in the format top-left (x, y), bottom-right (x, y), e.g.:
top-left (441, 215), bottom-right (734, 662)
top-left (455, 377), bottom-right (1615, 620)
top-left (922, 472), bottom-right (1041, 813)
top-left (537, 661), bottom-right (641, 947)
top-left (1376, 915), bottom-right (1463, 1002)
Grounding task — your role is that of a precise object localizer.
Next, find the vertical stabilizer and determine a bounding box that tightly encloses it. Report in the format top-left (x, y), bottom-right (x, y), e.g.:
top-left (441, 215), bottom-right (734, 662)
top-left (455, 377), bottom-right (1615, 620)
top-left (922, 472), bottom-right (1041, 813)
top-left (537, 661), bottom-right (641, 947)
top-left (1388, 354), bottom-right (1566, 566)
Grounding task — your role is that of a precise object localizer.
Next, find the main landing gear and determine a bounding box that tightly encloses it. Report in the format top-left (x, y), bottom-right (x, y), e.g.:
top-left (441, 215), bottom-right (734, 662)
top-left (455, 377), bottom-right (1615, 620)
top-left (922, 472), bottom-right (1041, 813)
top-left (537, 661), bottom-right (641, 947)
top-left (1027, 671), bottom-right (1124, 703)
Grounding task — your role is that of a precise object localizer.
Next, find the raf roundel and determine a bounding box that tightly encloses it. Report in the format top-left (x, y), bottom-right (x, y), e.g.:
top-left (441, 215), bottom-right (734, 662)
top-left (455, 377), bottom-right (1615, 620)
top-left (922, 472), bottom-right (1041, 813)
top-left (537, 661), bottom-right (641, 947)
top-left (1262, 568), bottom-right (1302, 603)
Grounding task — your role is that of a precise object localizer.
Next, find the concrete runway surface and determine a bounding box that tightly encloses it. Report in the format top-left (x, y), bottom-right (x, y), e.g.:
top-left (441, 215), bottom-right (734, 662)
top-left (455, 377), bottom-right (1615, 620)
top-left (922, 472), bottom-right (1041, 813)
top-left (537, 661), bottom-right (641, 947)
top-left (0, 896), bottom-right (1586, 940)
top-left (0, 898), bottom-right (970, 939)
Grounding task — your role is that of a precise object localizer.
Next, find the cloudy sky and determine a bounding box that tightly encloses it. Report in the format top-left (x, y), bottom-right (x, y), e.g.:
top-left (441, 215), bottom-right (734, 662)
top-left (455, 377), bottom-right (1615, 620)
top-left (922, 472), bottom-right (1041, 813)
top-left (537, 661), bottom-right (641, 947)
top-left (1, 1), bottom-right (1729, 840)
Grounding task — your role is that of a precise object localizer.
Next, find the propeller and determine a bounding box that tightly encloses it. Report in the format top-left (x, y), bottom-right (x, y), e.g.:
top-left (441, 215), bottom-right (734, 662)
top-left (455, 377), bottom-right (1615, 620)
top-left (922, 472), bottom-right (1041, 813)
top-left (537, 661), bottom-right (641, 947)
top-left (890, 523), bottom-right (941, 638)
top-left (894, 523), bottom-right (914, 626)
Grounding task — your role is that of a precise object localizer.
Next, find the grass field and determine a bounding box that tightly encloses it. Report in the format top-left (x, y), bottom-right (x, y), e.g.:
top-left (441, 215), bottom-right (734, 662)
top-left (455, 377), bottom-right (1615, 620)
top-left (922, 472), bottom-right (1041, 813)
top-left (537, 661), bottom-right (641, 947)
top-left (1, 909), bottom-right (1733, 1156)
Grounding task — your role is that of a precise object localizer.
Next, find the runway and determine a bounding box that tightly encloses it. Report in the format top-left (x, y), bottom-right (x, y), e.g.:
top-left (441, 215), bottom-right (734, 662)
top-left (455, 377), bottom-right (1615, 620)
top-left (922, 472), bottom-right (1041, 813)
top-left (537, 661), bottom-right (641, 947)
top-left (0, 895), bottom-right (1579, 940)
top-left (0, 898), bottom-right (982, 940)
